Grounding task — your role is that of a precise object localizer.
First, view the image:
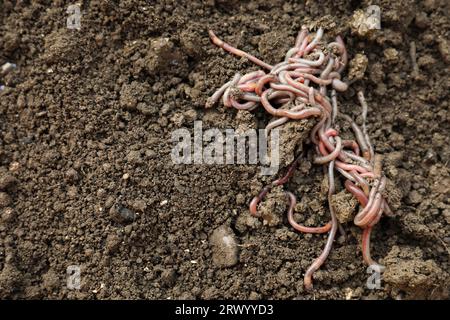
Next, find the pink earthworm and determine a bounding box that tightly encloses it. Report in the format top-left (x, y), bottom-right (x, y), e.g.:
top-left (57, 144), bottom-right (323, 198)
top-left (269, 82), bottom-right (309, 99)
top-left (288, 51), bottom-right (325, 67)
top-left (320, 56), bottom-right (335, 79)
top-left (261, 90), bottom-right (322, 119)
top-left (304, 161), bottom-right (338, 291)
top-left (302, 73), bottom-right (333, 86)
top-left (354, 193), bottom-right (382, 228)
top-left (361, 227), bottom-right (384, 269)
top-left (237, 82), bottom-right (257, 92)
top-left (353, 178), bottom-right (383, 227)
top-left (294, 26), bottom-right (309, 49)
top-left (255, 74), bottom-right (276, 95)
top-left (265, 104), bottom-right (306, 134)
top-left (342, 140), bottom-right (360, 156)
top-left (335, 161), bottom-right (369, 173)
top-left (222, 73), bottom-right (241, 107)
top-left (283, 72), bottom-right (333, 114)
top-left (286, 192), bottom-right (332, 233)
top-left (341, 113), bottom-right (370, 160)
top-left (314, 137), bottom-right (342, 164)
top-left (230, 99), bottom-right (257, 110)
top-left (239, 93), bottom-right (261, 102)
top-left (238, 70), bottom-right (266, 84)
top-left (249, 185), bottom-right (272, 216)
top-left (337, 167), bottom-right (357, 182)
top-left (332, 79), bottom-right (348, 92)
top-left (209, 30), bottom-right (273, 70)
top-left (345, 180), bottom-right (369, 206)
top-left (272, 62), bottom-right (320, 75)
top-left (206, 79), bottom-right (234, 108)
top-left (206, 26), bottom-right (392, 289)
top-left (351, 171), bottom-right (370, 195)
top-left (357, 91), bottom-right (374, 161)
top-left (295, 34), bottom-right (310, 58)
top-left (304, 28), bottom-right (324, 55)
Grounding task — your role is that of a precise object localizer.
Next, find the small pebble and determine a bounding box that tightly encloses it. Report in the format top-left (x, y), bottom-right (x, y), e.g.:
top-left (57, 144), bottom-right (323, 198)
top-left (209, 225), bottom-right (239, 268)
top-left (0, 62), bottom-right (16, 76)
top-left (1, 207), bottom-right (15, 223)
top-left (65, 168), bottom-right (79, 182)
top-left (0, 174), bottom-right (17, 191)
top-left (0, 192), bottom-right (12, 208)
top-left (109, 204), bottom-right (136, 224)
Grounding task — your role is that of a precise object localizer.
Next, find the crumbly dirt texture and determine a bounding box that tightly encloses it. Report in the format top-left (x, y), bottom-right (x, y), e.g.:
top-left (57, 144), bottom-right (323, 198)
top-left (0, 0), bottom-right (449, 299)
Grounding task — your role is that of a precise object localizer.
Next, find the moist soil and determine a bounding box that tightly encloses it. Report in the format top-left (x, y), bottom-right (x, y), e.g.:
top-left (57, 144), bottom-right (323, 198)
top-left (0, 0), bottom-right (449, 299)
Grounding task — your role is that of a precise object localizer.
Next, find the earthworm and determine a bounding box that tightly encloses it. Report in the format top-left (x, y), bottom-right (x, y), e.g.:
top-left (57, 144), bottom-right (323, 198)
top-left (237, 82), bottom-right (257, 92)
top-left (255, 74), bottom-right (276, 95)
top-left (288, 51), bottom-right (325, 67)
top-left (382, 199), bottom-right (394, 217)
top-left (274, 154), bottom-right (302, 186)
top-left (265, 104), bottom-right (305, 134)
top-left (337, 167), bottom-right (357, 182)
top-left (335, 161), bottom-right (369, 173)
top-left (268, 82), bottom-right (308, 98)
top-left (354, 193), bottom-right (382, 228)
top-left (272, 62), bottom-right (320, 75)
top-left (294, 26), bottom-right (309, 49)
top-left (285, 47), bottom-right (300, 60)
top-left (351, 171), bottom-right (370, 195)
top-left (249, 154), bottom-right (303, 216)
top-left (373, 154), bottom-right (383, 178)
top-left (286, 191), bottom-right (332, 233)
top-left (314, 137), bottom-right (342, 164)
top-left (238, 70), bottom-right (266, 84)
top-left (283, 72), bottom-right (333, 114)
top-left (320, 56), bottom-right (335, 79)
top-left (304, 28), bottom-right (324, 55)
top-left (261, 90), bottom-right (322, 119)
top-left (332, 79), bottom-right (348, 91)
top-left (342, 140), bottom-right (360, 156)
top-left (357, 91), bottom-right (374, 161)
top-left (301, 73), bottom-right (333, 86)
top-left (330, 89), bottom-right (338, 124)
top-left (341, 113), bottom-right (370, 160)
top-left (223, 73), bottom-right (241, 107)
top-left (353, 178), bottom-right (384, 228)
top-left (240, 93), bottom-right (261, 103)
top-left (308, 87), bottom-right (316, 106)
top-left (296, 33), bottom-right (310, 57)
top-left (361, 227), bottom-right (384, 270)
top-left (249, 185), bottom-right (272, 216)
top-left (343, 152), bottom-right (373, 170)
top-left (206, 26), bottom-right (392, 289)
top-left (231, 99), bottom-right (257, 110)
top-left (342, 139), bottom-right (360, 156)
top-left (304, 161), bottom-right (338, 291)
top-left (310, 114), bottom-right (327, 145)
top-left (345, 180), bottom-right (368, 206)
top-left (318, 127), bottom-right (347, 162)
top-left (209, 30), bottom-right (273, 70)
top-left (206, 79), bottom-right (234, 108)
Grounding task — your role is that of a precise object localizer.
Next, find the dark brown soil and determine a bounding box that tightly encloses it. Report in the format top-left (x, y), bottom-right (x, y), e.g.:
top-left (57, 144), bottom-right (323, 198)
top-left (0, 0), bottom-right (449, 299)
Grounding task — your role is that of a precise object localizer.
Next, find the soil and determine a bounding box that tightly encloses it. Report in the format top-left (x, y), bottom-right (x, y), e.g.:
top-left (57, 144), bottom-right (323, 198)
top-left (0, 0), bottom-right (449, 300)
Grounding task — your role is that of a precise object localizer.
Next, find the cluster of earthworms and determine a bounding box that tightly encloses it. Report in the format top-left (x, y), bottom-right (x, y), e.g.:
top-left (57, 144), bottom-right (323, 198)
top-left (206, 26), bottom-right (393, 290)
